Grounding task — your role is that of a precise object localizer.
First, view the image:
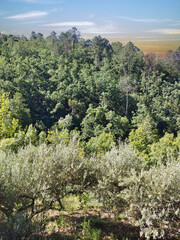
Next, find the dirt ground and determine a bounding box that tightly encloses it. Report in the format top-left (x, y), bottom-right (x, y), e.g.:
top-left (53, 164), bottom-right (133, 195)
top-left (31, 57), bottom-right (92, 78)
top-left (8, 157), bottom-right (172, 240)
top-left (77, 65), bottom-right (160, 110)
top-left (43, 207), bottom-right (140, 240)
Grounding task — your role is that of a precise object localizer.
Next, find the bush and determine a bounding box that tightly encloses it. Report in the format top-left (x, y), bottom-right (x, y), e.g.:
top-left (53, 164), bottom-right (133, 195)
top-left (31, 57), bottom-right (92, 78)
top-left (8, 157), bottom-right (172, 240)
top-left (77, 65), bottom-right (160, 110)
top-left (85, 131), bottom-right (115, 154)
top-left (95, 143), bottom-right (141, 211)
top-left (94, 143), bottom-right (180, 239)
top-left (0, 138), bottom-right (18, 152)
top-left (24, 124), bottom-right (38, 145)
top-left (126, 157), bottom-right (180, 239)
top-left (0, 130), bottom-right (26, 152)
top-left (46, 128), bottom-right (70, 144)
top-left (149, 132), bottom-right (180, 165)
top-left (128, 116), bottom-right (159, 161)
top-left (0, 137), bottom-right (97, 238)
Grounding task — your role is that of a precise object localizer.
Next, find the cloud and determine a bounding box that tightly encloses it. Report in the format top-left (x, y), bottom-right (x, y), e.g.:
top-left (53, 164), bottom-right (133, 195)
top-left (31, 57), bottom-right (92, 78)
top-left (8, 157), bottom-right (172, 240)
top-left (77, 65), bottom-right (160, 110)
top-left (41, 21), bottom-right (123, 35)
top-left (148, 29), bottom-right (180, 34)
top-left (169, 21), bottom-right (180, 26)
top-left (49, 8), bottom-right (63, 12)
top-left (81, 24), bottom-right (124, 34)
top-left (42, 21), bottom-right (95, 27)
top-left (118, 16), bottom-right (171, 23)
top-left (81, 27), bottom-right (124, 34)
top-left (7, 11), bottom-right (48, 19)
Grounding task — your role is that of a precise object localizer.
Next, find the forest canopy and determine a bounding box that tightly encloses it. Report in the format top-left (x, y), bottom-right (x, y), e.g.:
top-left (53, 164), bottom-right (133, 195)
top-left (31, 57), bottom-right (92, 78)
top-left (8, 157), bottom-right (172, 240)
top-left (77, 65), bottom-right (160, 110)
top-left (0, 28), bottom-right (179, 140)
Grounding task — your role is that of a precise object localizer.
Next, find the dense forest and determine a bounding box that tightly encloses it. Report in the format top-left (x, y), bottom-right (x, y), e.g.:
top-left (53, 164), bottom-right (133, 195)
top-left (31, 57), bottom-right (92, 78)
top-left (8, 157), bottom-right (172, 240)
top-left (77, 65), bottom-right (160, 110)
top-left (0, 28), bottom-right (180, 239)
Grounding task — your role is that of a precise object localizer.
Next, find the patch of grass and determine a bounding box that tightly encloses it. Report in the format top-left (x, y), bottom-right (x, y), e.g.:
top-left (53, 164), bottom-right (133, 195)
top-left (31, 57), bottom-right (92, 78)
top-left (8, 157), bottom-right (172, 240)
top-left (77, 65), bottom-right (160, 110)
top-left (79, 217), bottom-right (101, 240)
top-left (55, 214), bottom-right (67, 228)
top-left (62, 195), bottom-right (80, 212)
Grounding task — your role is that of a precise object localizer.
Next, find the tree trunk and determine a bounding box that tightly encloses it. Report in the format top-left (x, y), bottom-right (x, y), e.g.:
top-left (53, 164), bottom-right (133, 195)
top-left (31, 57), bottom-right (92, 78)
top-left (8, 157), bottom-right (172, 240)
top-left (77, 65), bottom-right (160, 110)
top-left (125, 89), bottom-right (129, 117)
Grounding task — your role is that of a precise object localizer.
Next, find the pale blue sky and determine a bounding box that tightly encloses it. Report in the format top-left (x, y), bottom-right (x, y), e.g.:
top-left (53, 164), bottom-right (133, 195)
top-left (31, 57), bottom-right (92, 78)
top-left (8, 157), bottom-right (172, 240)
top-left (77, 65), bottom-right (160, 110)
top-left (0, 0), bottom-right (180, 54)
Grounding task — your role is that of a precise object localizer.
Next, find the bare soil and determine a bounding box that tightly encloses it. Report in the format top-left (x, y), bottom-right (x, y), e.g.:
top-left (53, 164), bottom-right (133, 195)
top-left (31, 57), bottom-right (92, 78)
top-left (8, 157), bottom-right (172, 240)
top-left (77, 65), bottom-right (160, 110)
top-left (43, 207), bottom-right (140, 240)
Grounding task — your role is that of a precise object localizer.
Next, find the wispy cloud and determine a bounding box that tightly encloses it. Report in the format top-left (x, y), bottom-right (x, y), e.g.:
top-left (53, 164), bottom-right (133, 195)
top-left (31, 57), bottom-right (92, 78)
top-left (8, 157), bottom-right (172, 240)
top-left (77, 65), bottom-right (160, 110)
top-left (118, 16), bottom-right (171, 23)
top-left (82, 22), bottom-right (124, 35)
top-left (169, 21), bottom-right (180, 26)
top-left (49, 8), bottom-right (63, 13)
top-left (82, 28), bottom-right (124, 34)
top-left (6, 11), bottom-right (48, 19)
top-left (42, 21), bottom-right (95, 27)
top-left (41, 21), bottom-right (123, 35)
top-left (148, 29), bottom-right (180, 34)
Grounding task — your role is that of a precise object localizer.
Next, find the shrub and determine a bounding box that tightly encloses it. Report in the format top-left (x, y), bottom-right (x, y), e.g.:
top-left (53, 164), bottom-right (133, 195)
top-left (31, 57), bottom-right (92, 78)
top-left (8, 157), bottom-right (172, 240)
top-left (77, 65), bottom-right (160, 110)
top-left (149, 132), bottom-right (180, 165)
top-left (128, 116), bottom-right (159, 158)
top-left (24, 124), bottom-right (38, 145)
top-left (85, 131), bottom-right (115, 154)
top-left (94, 143), bottom-right (180, 239)
top-left (0, 137), bottom-right (97, 238)
top-left (0, 130), bottom-right (26, 152)
top-left (95, 143), bottom-right (141, 211)
top-left (46, 128), bottom-right (70, 144)
top-left (0, 138), bottom-right (18, 152)
top-left (0, 92), bottom-right (21, 140)
top-left (126, 158), bottom-right (180, 239)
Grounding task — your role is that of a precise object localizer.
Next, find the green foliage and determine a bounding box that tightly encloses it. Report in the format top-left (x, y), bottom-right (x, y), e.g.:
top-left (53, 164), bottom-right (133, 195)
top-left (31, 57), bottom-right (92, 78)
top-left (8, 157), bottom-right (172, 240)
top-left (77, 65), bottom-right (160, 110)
top-left (0, 133), bottom-right (179, 239)
top-left (0, 137), bottom-right (18, 152)
top-left (127, 159), bottom-right (180, 239)
top-left (46, 128), bottom-right (70, 144)
top-left (0, 130), bottom-right (26, 152)
top-left (78, 192), bottom-right (90, 208)
top-left (1, 213), bottom-right (44, 239)
top-left (91, 142), bottom-right (180, 239)
top-left (24, 124), bottom-right (38, 145)
top-left (0, 93), bottom-right (21, 139)
top-left (82, 105), bottom-right (129, 140)
top-left (134, 72), bottom-right (180, 134)
top-left (80, 218), bottom-right (101, 240)
top-left (0, 32), bottom-right (179, 140)
top-left (58, 114), bottom-right (73, 130)
top-left (86, 131), bottom-right (115, 154)
top-left (149, 132), bottom-right (180, 165)
top-left (95, 144), bottom-right (141, 211)
top-left (128, 116), bottom-right (159, 163)
top-left (0, 137), bottom-right (97, 228)
top-left (0, 32), bottom-right (180, 239)
top-left (55, 213), bottom-right (67, 228)
top-left (38, 131), bottom-right (46, 144)
top-left (81, 105), bottom-right (107, 139)
top-left (9, 92), bottom-right (31, 128)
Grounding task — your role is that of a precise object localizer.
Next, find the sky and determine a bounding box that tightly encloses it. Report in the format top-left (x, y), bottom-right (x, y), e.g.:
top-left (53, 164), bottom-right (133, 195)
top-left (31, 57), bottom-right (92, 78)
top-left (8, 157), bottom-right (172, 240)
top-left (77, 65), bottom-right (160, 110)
top-left (0, 0), bottom-right (180, 56)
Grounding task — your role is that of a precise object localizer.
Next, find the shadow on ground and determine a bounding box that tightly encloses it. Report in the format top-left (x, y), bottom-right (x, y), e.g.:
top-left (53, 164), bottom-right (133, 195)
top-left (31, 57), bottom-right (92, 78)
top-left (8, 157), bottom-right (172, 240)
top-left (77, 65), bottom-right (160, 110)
top-left (43, 209), bottom-right (140, 240)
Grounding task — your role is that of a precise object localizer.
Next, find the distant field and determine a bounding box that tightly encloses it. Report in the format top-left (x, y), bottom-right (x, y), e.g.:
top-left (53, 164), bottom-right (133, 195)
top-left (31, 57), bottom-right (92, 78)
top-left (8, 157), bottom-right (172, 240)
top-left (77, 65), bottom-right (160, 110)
top-left (83, 33), bottom-right (180, 57)
top-left (133, 40), bottom-right (180, 57)
top-left (109, 39), bottom-right (180, 57)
